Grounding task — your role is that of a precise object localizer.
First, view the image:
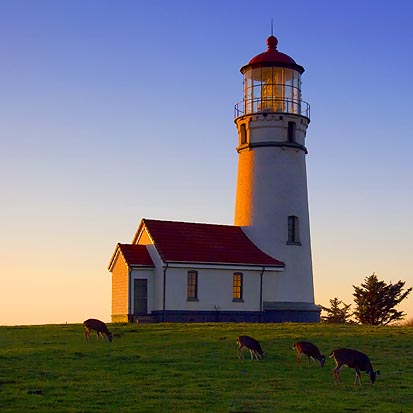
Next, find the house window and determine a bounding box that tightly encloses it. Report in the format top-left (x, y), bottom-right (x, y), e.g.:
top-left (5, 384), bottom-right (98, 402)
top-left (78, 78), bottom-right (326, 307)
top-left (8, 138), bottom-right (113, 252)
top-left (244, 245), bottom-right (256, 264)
top-left (287, 215), bottom-right (301, 245)
top-left (287, 121), bottom-right (296, 142)
top-left (233, 272), bottom-right (243, 301)
top-left (187, 270), bottom-right (198, 301)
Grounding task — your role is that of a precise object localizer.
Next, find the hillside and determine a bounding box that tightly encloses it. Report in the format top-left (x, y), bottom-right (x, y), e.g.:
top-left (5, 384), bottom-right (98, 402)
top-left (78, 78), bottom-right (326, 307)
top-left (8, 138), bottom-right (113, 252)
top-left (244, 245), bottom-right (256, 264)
top-left (0, 323), bottom-right (412, 412)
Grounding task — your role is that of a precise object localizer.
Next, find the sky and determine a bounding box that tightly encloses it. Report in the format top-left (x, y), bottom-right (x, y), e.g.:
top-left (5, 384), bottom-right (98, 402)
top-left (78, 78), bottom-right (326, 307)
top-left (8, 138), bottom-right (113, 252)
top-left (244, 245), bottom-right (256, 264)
top-left (1, 0), bottom-right (412, 325)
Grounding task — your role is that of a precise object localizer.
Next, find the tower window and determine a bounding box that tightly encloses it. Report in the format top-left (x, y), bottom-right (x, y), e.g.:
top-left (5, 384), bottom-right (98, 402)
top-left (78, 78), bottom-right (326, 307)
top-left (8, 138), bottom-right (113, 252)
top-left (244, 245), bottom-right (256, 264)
top-left (240, 123), bottom-right (247, 145)
top-left (187, 270), bottom-right (198, 301)
top-left (287, 121), bottom-right (296, 142)
top-left (233, 272), bottom-right (243, 301)
top-left (287, 216), bottom-right (301, 245)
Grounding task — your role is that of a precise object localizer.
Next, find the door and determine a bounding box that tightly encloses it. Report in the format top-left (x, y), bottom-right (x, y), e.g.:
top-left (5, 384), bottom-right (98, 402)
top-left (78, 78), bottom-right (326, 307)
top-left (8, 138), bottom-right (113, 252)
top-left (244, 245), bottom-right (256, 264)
top-left (133, 279), bottom-right (148, 315)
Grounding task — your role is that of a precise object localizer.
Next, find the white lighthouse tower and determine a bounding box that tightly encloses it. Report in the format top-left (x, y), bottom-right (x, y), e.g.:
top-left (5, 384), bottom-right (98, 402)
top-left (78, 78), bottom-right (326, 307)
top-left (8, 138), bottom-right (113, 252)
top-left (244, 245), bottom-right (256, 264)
top-left (234, 35), bottom-right (318, 319)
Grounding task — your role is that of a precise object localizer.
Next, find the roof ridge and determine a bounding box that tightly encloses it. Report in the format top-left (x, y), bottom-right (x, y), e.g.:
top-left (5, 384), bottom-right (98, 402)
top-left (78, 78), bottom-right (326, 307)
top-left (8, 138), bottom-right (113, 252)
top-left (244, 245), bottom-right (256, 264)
top-left (143, 218), bottom-right (237, 228)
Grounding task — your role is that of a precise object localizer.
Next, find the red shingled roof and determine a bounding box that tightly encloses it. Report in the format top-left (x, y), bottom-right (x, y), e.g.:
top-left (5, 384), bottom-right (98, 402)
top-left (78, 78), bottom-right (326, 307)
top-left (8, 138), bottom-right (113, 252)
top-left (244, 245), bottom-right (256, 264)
top-left (137, 219), bottom-right (284, 267)
top-left (108, 243), bottom-right (155, 270)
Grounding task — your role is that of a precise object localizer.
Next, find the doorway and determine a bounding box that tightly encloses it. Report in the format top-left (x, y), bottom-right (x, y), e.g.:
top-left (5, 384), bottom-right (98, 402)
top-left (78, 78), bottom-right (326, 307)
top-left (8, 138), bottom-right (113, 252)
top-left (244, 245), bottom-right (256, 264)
top-left (133, 279), bottom-right (148, 315)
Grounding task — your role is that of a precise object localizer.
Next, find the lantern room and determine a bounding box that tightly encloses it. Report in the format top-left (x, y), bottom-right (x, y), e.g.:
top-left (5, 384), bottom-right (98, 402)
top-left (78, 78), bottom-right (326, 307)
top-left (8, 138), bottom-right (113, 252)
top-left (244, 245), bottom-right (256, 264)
top-left (235, 36), bottom-right (310, 119)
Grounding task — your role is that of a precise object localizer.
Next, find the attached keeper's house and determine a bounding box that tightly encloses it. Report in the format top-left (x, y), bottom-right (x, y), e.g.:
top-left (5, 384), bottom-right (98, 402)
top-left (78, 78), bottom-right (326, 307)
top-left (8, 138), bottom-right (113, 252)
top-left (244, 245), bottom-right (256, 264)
top-left (108, 35), bottom-right (321, 323)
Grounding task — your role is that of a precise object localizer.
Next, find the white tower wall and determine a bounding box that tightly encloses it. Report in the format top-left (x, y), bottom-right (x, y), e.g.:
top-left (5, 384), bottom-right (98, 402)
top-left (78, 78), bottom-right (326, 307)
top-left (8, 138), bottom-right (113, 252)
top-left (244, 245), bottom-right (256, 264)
top-left (234, 112), bottom-right (315, 304)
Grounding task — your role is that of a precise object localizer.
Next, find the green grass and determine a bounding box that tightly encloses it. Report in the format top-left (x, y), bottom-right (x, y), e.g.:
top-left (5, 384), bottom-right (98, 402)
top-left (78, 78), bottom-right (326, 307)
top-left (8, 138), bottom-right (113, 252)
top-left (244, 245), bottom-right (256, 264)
top-left (0, 323), bottom-right (412, 412)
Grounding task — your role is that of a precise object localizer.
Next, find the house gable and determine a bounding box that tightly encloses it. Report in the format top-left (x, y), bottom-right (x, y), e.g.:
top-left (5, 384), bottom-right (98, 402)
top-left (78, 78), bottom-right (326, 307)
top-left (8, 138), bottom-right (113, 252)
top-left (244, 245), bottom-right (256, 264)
top-left (108, 243), bottom-right (155, 322)
top-left (108, 243), bottom-right (155, 271)
top-left (134, 226), bottom-right (153, 246)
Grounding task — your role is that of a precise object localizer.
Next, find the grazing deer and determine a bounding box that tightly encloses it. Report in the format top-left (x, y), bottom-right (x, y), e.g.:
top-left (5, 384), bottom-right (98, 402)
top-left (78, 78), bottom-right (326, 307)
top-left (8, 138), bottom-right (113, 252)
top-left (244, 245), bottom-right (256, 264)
top-left (83, 319), bottom-right (113, 343)
top-left (236, 335), bottom-right (264, 360)
top-left (329, 348), bottom-right (379, 385)
top-left (292, 341), bottom-right (326, 367)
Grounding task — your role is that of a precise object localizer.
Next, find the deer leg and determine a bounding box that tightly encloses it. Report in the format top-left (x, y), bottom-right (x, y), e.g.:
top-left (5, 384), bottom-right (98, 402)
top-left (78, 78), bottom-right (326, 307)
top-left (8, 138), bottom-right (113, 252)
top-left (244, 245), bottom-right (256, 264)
top-left (354, 368), bottom-right (361, 386)
top-left (84, 327), bottom-right (91, 341)
top-left (249, 349), bottom-right (254, 360)
top-left (307, 355), bottom-right (311, 368)
top-left (237, 346), bottom-right (244, 359)
top-left (333, 364), bottom-right (342, 384)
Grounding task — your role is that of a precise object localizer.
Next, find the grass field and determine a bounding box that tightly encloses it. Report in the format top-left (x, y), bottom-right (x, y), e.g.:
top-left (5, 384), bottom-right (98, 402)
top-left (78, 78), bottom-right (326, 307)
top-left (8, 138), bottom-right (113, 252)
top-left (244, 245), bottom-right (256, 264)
top-left (0, 322), bottom-right (412, 412)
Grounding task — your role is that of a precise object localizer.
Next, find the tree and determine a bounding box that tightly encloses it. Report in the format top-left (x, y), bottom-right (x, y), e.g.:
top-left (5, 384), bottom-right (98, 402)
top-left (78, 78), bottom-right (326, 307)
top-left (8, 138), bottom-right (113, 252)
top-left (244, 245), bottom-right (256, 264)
top-left (353, 273), bottom-right (412, 325)
top-left (321, 297), bottom-right (352, 323)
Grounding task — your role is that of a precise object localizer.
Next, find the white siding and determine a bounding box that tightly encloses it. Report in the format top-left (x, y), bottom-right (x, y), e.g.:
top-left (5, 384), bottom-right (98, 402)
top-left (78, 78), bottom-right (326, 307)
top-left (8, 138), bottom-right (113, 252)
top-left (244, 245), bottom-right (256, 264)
top-left (164, 267), bottom-right (280, 312)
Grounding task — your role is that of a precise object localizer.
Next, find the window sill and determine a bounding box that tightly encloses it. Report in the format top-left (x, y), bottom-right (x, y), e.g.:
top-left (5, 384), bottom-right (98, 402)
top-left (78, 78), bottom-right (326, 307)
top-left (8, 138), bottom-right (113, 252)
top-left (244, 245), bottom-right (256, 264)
top-left (232, 298), bottom-right (244, 303)
top-left (186, 298), bottom-right (199, 302)
top-left (286, 241), bottom-right (302, 246)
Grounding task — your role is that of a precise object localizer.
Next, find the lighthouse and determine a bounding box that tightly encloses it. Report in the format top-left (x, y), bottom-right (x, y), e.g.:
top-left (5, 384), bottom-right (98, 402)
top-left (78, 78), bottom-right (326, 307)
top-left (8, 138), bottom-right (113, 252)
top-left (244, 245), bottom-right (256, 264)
top-left (109, 34), bottom-right (320, 324)
top-left (234, 35), bottom-right (317, 315)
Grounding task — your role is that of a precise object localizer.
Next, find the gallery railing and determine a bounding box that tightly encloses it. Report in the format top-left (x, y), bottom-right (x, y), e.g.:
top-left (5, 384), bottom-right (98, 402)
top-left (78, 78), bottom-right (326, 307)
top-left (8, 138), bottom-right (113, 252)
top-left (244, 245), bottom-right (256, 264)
top-left (234, 97), bottom-right (310, 119)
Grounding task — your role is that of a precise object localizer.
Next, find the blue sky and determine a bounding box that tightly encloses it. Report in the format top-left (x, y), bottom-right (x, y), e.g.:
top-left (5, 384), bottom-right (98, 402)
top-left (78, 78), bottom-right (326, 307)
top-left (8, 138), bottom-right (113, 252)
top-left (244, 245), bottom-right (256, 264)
top-left (1, 0), bottom-right (412, 325)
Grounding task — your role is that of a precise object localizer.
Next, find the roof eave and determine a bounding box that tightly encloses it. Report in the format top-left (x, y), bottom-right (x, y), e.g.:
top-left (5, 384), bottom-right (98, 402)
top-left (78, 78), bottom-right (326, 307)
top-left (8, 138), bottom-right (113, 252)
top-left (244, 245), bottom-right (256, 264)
top-left (163, 260), bottom-right (285, 271)
top-left (131, 218), bottom-right (147, 244)
top-left (240, 62), bottom-right (305, 75)
top-left (107, 243), bottom-right (121, 271)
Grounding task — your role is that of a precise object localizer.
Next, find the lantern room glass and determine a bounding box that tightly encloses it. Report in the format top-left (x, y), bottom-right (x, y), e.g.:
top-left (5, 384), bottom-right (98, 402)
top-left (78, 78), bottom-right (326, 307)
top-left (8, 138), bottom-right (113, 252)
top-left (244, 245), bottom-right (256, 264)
top-left (243, 67), bottom-right (302, 115)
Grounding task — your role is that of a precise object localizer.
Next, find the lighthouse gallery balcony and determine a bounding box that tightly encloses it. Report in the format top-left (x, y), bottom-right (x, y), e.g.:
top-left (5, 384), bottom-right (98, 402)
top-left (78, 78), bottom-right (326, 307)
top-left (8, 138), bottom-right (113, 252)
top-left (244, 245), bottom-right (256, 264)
top-left (234, 96), bottom-right (310, 119)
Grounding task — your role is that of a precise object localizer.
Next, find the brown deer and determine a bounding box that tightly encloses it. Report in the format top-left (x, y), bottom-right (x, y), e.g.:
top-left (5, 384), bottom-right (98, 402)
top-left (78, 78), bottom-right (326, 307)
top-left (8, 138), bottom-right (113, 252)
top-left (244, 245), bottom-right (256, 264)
top-left (292, 341), bottom-right (326, 367)
top-left (83, 319), bottom-right (113, 342)
top-left (236, 335), bottom-right (264, 360)
top-left (329, 348), bottom-right (379, 385)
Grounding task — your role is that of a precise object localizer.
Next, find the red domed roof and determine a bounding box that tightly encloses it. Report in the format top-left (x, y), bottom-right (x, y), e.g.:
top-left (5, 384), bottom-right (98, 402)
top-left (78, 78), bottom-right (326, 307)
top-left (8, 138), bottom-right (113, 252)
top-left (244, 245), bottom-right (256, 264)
top-left (241, 36), bottom-right (304, 74)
